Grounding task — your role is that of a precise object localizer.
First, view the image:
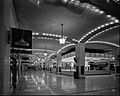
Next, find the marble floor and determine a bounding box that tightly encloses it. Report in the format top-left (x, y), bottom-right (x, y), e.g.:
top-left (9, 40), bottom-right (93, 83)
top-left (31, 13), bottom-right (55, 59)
top-left (14, 70), bottom-right (119, 95)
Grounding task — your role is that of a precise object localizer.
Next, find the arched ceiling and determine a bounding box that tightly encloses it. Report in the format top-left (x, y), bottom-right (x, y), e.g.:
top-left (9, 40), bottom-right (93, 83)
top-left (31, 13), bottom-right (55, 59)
top-left (13, 0), bottom-right (119, 58)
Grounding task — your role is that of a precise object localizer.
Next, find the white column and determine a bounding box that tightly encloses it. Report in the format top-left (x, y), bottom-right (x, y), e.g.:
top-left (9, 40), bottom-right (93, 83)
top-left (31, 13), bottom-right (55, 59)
top-left (113, 48), bottom-right (120, 75)
top-left (49, 58), bottom-right (52, 71)
top-left (18, 54), bottom-right (21, 79)
top-left (0, 0), bottom-right (12, 94)
top-left (56, 53), bottom-right (62, 73)
top-left (75, 43), bottom-right (85, 79)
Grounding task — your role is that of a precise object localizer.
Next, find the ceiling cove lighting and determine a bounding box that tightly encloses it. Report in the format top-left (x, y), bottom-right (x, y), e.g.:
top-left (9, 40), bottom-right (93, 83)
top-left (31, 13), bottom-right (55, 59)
top-left (32, 36), bottom-right (71, 43)
top-left (69, 0), bottom-right (105, 14)
top-left (85, 25), bottom-right (119, 42)
top-left (113, 0), bottom-right (120, 4)
top-left (72, 38), bottom-right (78, 42)
top-left (57, 43), bottom-right (75, 53)
top-left (42, 33), bottom-right (67, 38)
top-left (48, 53), bottom-right (56, 60)
top-left (80, 3), bottom-right (104, 14)
top-left (106, 15), bottom-right (120, 23)
top-left (86, 41), bottom-right (120, 48)
top-left (12, 48), bottom-right (56, 52)
top-left (79, 21), bottom-right (118, 42)
top-left (32, 32), bottom-right (39, 35)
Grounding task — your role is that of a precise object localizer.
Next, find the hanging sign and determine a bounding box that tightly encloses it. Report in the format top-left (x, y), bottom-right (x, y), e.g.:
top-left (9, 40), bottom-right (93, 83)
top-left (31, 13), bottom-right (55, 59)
top-left (11, 28), bottom-right (32, 54)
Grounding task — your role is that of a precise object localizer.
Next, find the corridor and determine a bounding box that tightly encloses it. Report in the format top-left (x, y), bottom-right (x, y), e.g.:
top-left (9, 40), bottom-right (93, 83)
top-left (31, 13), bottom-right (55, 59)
top-left (14, 70), bottom-right (119, 95)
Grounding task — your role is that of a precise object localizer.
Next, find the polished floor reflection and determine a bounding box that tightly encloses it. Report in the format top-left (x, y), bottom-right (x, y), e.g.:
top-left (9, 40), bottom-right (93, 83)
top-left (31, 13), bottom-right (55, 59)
top-left (14, 70), bottom-right (119, 95)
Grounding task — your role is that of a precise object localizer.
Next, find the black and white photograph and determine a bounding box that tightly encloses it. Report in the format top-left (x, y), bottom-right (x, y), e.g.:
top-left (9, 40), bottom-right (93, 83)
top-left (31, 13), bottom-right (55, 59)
top-left (0, 0), bottom-right (120, 95)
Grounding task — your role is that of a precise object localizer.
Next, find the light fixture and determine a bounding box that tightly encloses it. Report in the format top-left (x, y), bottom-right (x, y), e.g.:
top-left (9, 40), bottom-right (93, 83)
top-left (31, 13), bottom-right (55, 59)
top-left (59, 24), bottom-right (66, 44)
top-left (44, 44), bottom-right (47, 56)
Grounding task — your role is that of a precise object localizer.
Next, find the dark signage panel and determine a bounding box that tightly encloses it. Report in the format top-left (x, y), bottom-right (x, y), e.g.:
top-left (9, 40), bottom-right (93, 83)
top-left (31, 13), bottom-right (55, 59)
top-left (11, 28), bottom-right (32, 49)
top-left (11, 28), bottom-right (32, 54)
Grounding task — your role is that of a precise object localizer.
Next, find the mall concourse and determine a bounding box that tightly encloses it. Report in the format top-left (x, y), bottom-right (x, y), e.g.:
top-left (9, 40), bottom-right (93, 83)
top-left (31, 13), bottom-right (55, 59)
top-left (0, 0), bottom-right (120, 95)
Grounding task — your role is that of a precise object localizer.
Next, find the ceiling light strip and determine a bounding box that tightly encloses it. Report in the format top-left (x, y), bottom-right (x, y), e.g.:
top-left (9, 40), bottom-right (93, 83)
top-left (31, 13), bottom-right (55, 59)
top-left (32, 36), bottom-right (71, 43)
top-left (12, 48), bottom-right (56, 52)
top-left (47, 53), bottom-right (56, 60)
top-left (32, 49), bottom-right (56, 52)
top-left (42, 33), bottom-right (67, 38)
top-left (57, 43), bottom-right (75, 53)
top-left (85, 25), bottom-right (119, 43)
top-left (86, 41), bottom-right (120, 48)
top-left (79, 21), bottom-right (119, 43)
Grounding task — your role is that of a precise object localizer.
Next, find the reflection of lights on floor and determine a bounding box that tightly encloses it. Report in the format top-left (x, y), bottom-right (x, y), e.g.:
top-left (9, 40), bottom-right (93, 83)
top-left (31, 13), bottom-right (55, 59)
top-left (41, 79), bottom-right (44, 84)
top-left (31, 75), bottom-right (33, 78)
top-left (37, 76), bottom-right (39, 79)
top-left (26, 85), bottom-right (37, 88)
top-left (24, 76), bottom-right (28, 81)
top-left (38, 87), bottom-right (40, 90)
top-left (112, 89), bottom-right (115, 92)
top-left (24, 89), bottom-right (36, 92)
top-left (35, 82), bottom-right (38, 85)
top-left (43, 73), bottom-right (45, 77)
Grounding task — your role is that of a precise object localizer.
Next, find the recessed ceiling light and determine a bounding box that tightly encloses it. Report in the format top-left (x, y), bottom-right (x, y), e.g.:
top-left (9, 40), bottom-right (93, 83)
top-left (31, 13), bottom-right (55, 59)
top-left (106, 15), bottom-right (111, 18)
top-left (32, 33), bottom-right (35, 35)
top-left (97, 26), bottom-right (101, 29)
top-left (105, 23), bottom-right (109, 26)
top-left (111, 17), bottom-right (116, 20)
top-left (91, 30), bottom-right (94, 33)
top-left (49, 34), bottom-right (52, 36)
top-left (53, 34), bottom-right (55, 36)
top-left (101, 25), bottom-right (105, 27)
top-left (93, 28), bottom-right (97, 31)
top-left (37, 0), bottom-right (40, 5)
top-left (56, 35), bottom-right (59, 37)
top-left (99, 11), bottom-right (104, 14)
top-left (114, 19), bottom-right (119, 23)
top-left (59, 35), bottom-right (61, 37)
top-left (36, 33), bottom-right (39, 35)
top-left (109, 22), bottom-right (114, 24)
top-left (94, 9), bottom-right (99, 12)
top-left (43, 33), bottom-right (46, 35)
